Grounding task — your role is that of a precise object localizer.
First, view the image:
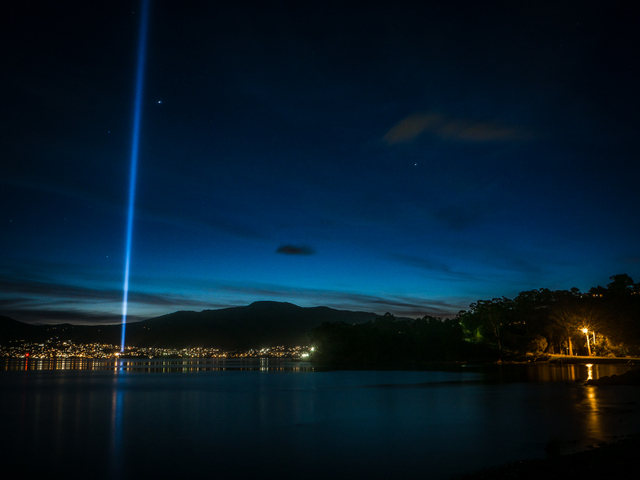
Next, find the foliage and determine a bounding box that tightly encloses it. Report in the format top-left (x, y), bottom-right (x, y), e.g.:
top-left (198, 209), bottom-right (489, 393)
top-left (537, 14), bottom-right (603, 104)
top-left (309, 313), bottom-right (485, 364)
top-left (459, 274), bottom-right (640, 358)
top-left (308, 274), bottom-right (640, 364)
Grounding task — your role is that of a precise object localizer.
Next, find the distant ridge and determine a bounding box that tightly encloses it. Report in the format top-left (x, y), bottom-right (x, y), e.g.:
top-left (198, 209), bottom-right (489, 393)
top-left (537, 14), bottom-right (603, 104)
top-left (0, 314), bottom-right (40, 342)
top-left (0, 302), bottom-right (380, 349)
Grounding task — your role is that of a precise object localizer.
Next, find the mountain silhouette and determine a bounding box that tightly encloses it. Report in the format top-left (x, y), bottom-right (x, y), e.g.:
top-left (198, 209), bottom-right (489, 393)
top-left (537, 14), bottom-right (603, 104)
top-left (1, 302), bottom-right (380, 349)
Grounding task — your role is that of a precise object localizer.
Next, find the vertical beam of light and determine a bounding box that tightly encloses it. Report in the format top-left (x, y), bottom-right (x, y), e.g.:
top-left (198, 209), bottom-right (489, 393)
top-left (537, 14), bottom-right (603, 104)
top-left (121, 0), bottom-right (150, 352)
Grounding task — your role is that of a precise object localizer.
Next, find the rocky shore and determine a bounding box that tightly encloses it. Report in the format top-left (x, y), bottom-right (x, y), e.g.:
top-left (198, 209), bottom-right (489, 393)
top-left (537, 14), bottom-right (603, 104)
top-left (455, 433), bottom-right (639, 479)
top-left (586, 366), bottom-right (640, 386)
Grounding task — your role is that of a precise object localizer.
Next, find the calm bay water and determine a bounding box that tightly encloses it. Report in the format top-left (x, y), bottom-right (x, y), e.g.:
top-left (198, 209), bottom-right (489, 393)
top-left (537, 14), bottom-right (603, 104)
top-left (1, 359), bottom-right (639, 479)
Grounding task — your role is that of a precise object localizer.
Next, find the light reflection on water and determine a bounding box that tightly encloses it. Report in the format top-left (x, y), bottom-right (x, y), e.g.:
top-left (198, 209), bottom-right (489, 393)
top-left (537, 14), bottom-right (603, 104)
top-left (1, 360), bottom-right (639, 480)
top-left (110, 373), bottom-right (125, 479)
top-left (1, 357), bottom-right (316, 373)
top-left (584, 386), bottom-right (602, 439)
top-left (2, 358), bottom-right (637, 381)
top-left (461, 362), bottom-right (638, 384)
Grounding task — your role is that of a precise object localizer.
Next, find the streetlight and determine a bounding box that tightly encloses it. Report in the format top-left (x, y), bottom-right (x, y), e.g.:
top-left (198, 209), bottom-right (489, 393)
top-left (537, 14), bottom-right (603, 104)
top-left (581, 328), bottom-right (592, 356)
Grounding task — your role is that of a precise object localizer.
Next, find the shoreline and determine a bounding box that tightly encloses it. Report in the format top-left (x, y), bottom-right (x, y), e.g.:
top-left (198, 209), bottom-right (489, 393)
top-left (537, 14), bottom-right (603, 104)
top-left (310, 354), bottom-right (640, 370)
top-left (455, 365), bottom-right (640, 479)
top-left (547, 354), bottom-right (640, 365)
top-left (454, 433), bottom-right (640, 479)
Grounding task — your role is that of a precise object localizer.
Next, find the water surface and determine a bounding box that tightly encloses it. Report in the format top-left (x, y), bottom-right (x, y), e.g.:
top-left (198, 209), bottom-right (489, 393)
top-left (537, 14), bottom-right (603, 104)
top-left (1, 360), bottom-right (639, 479)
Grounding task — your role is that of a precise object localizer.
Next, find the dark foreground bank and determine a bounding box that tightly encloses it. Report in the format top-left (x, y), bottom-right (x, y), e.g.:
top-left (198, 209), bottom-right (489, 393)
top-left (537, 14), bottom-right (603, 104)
top-left (455, 433), bottom-right (639, 479)
top-left (455, 368), bottom-right (640, 479)
top-left (586, 366), bottom-right (640, 385)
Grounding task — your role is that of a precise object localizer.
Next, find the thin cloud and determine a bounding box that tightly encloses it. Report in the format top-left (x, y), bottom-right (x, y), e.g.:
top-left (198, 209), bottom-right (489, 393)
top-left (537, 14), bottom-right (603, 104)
top-left (0, 298), bottom-right (34, 308)
top-left (383, 112), bottom-right (526, 144)
top-left (276, 245), bottom-right (315, 255)
top-left (327, 293), bottom-right (468, 319)
top-left (391, 254), bottom-right (480, 282)
top-left (383, 113), bottom-right (442, 144)
top-left (0, 277), bottom-right (218, 311)
top-left (1, 308), bottom-right (146, 325)
top-left (0, 277), bottom-right (118, 302)
top-left (216, 282), bottom-right (468, 318)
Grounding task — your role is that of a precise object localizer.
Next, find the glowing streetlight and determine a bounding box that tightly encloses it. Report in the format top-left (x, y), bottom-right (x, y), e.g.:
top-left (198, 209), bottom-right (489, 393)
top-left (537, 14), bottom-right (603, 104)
top-left (581, 328), bottom-right (592, 356)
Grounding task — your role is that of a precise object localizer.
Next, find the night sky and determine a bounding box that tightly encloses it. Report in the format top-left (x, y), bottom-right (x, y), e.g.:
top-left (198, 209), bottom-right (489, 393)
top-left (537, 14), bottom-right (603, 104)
top-left (2, 1), bottom-right (639, 325)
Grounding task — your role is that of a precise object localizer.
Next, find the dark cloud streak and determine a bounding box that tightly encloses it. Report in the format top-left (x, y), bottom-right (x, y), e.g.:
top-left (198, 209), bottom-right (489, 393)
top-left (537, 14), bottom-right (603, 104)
top-left (276, 245), bottom-right (315, 255)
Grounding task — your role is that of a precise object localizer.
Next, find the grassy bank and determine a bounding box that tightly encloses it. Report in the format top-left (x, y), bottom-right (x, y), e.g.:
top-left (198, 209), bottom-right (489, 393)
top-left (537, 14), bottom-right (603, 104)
top-left (548, 354), bottom-right (640, 365)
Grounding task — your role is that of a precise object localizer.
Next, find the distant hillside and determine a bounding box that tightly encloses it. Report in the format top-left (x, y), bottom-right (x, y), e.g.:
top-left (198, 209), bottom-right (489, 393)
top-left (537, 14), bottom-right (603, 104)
top-left (0, 315), bottom-right (42, 343)
top-left (0, 302), bottom-right (380, 349)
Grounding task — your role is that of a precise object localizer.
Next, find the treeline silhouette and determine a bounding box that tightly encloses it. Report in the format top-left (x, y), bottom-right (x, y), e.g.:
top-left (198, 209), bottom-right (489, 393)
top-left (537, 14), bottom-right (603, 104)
top-left (310, 274), bottom-right (640, 364)
top-left (309, 314), bottom-right (486, 365)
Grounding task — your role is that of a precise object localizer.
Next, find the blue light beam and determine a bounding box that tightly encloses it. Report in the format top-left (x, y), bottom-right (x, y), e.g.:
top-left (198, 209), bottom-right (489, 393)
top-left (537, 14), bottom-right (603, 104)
top-left (121, 0), bottom-right (150, 352)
